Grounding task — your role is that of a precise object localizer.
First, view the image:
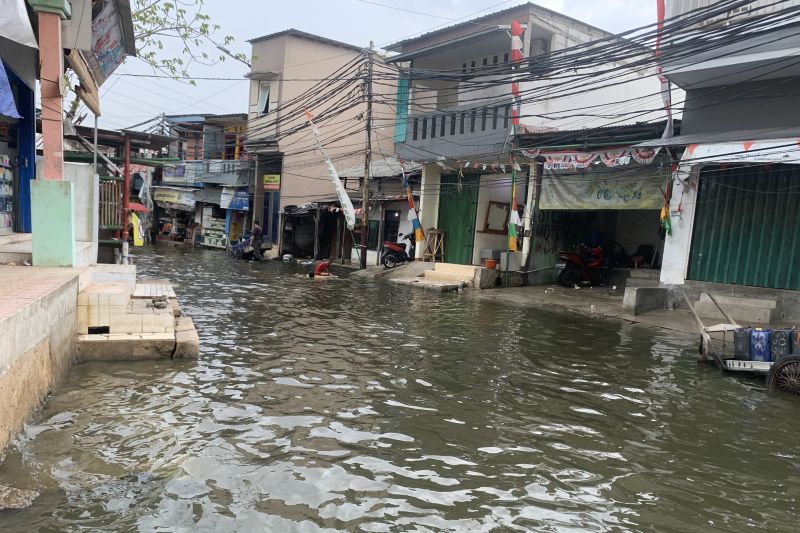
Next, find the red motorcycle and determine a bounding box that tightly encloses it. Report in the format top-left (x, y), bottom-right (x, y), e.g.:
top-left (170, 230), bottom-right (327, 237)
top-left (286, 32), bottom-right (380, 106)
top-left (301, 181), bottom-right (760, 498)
top-left (556, 243), bottom-right (605, 287)
top-left (381, 233), bottom-right (414, 268)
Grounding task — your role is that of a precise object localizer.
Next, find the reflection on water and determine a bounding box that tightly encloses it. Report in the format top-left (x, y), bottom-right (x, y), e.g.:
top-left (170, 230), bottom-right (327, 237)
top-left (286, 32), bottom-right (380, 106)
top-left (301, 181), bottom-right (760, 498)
top-left (1, 246), bottom-right (798, 531)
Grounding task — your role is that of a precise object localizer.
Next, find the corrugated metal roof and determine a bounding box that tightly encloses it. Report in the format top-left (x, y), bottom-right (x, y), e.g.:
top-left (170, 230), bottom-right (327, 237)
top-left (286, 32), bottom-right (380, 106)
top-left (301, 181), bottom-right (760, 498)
top-left (247, 28), bottom-right (363, 53)
top-left (337, 157), bottom-right (422, 178)
top-left (386, 2), bottom-right (613, 54)
top-left (635, 127), bottom-right (800, 148)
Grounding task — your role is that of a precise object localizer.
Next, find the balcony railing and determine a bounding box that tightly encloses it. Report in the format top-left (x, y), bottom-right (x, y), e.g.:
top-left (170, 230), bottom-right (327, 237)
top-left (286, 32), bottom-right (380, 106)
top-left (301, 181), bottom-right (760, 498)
top-left (397, 100), bottom-right (513, 160)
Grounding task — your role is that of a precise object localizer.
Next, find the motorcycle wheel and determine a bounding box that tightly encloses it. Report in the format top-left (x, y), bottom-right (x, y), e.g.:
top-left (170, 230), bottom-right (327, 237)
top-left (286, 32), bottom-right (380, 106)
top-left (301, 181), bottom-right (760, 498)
top-left (559, 267), bottom-right (580, 287)
top-left (383, 255), bottom-right (399, 269)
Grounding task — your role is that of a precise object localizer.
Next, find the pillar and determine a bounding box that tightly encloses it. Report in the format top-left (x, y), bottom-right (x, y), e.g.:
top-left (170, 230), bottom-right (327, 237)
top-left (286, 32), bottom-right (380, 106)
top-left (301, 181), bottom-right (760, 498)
top-left (660, 164), bottom-right (699, 285)
top-left (416, 163), bottom-right (441, 259)
top-left (28, 0), bottom-right (75, 266)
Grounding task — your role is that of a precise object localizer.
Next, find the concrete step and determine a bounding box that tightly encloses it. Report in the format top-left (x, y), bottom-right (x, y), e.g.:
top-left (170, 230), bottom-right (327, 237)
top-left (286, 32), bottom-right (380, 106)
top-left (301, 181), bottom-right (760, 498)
top-left (0, 238), bottom-right (94, 267)
top-left (0, 242), bottom-right (31, 265)
top-left (75, 332), bottom-right (176, 361)
top-left (433, 262), bottom-right (480, 278)
top-left (0, 233), bottom-right (31, 246)
top-left (390, 278), bottom-right (462, 293)
top-left (89, 263), bottom-right (137, 289)
top-left (424, 270), bottom-right (473, 284)
top-left (694, 293), bottom-right (781, 324)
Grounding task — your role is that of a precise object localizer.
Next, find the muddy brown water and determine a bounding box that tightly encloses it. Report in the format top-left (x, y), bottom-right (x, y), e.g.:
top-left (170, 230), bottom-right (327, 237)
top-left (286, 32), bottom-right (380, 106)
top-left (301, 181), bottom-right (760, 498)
top-left (1, 246), bottom-right (799, 531)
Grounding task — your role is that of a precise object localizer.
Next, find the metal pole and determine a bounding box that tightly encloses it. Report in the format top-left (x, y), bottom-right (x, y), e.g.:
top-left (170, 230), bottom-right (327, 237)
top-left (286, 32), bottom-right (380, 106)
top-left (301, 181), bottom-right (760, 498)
top-left (93, 115), bottom-right (98, 174)
top-left (360, 43), bottom-right (374, 270)
top-left (122, 136), bottom-right (131, 263)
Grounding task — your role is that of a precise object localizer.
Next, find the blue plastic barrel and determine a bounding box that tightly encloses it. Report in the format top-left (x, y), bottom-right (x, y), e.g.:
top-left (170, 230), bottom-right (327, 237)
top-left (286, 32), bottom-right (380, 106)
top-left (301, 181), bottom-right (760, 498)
top-left (734, 328), bottom-right (752, 360)
top-left (750, 329), bottom-right (772, 362)
top-left (771, 329), bottom-right (792, 361)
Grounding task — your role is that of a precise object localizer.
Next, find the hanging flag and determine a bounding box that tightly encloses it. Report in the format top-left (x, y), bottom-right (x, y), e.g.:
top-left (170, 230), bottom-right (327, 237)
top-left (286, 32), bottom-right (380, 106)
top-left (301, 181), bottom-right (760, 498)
top-left (400, 160), bottom-right (425, 243)
top-left (132, 212), bottom-right (144, 246)
top-left (511, 20), bottom-right (525, 62)
top-left (304, 109), bottom-right (356, 230)
top-left (508, 159), bottom-right (521, 252)
top-left (0, 59), bottom-right (21, 119)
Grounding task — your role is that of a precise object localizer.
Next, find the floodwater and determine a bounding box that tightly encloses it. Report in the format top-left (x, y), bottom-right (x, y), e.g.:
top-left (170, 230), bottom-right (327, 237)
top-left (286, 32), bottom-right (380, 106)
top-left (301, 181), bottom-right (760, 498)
top-left (1, 246), bottom-right (799, 532)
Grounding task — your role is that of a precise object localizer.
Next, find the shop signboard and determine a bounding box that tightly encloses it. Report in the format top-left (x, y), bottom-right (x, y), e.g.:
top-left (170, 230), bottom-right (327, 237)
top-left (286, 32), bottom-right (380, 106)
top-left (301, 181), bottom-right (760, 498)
top-left (85, 1), bottom-right (127, 86)
top-left (153, 188), bottom-right (195, 210)
top-left (220, 187), bottom-right (250, 210)
top-left (540, 164), bottom-right (666, 210)
top-left (262, 174), bottom-right (281, 191)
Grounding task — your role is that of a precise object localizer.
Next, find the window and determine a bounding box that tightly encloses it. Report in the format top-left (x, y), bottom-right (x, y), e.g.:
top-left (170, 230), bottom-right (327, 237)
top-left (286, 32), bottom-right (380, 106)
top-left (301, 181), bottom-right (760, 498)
top-left (256, 82), bottom-right (271, 115)
top-left (412, 118), bottom-right (419, 140)
top-left (421, 118), bottom-right (427, 139)
top-left (482, 58), bottom-right (488, 66)
top-left (430, 116), bottom-right (436, 139)
top-left (504, 104), bottom-right (511, 128)
top-left (470, 60), bottom-right (476, 72)
top-left (450, 113), bottom-right (456, 135)
top-left (503, 52), bottom-right (509, 63)
top-left (459, 112), bottom-right (466, 134)
top-left (493, 55), bottom-right (498, 64)
top-left (470, 110), bottom-right (476, 133)
top-left (462, 62), bottom-right (467, 73)
top-left (492, 106), bottom-right (499, 129)
top-left (481, 108), bottom-right (487, 131)
top-left (440, 116), bottom-right (446, 137)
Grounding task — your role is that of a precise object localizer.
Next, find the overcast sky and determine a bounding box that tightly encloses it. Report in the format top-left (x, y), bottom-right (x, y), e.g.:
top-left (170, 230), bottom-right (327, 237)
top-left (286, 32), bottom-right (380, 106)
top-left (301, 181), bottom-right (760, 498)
top-left (95, 0), bottom-right (656, 131)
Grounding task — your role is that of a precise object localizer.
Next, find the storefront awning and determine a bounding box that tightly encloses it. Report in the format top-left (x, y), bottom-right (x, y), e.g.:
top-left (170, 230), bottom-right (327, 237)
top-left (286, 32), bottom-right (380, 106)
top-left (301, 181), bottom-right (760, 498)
top-left (679, 138), bottom-right (800, 166)
top-left (635, 127), bottom-right (800, 148)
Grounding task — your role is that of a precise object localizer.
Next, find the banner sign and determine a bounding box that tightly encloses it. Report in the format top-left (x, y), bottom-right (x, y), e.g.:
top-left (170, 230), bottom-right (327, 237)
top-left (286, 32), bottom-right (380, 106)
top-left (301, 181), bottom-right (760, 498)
top-left (85, 0), bottom-right (127, 85)
top-left (153, 188), bottom-right (195, 210)
top-left (262, 174), bottom-right (281, 191)
top-left (220, 187), bottom-right (249, 210)
top-left (523, 147), bottom-right (662, 169)
top-left (540, 164), bottom-right (667, 210)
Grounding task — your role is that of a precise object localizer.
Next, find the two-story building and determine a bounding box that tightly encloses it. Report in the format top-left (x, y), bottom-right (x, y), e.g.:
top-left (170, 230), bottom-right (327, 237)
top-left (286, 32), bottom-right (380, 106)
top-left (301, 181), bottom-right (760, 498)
top-left (154, 113), bottom-right (252, 249)
top-left (643, 0), bottom-right (800, 320)
top-left (244, 29), bottom-right (397, 257)
top-left (386, 2), bottom-right (666, 270)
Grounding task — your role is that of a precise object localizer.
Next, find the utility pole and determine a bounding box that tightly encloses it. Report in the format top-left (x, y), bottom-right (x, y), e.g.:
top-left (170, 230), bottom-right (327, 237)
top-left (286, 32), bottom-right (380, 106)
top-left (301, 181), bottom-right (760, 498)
top-left (360, 42), bottom-right (374, 269)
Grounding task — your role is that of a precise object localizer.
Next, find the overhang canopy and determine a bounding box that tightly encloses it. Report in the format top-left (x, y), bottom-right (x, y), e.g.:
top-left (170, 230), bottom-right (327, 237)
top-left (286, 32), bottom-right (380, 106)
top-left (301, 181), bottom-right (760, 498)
top-left (635, 127), bottom-right (800, 148)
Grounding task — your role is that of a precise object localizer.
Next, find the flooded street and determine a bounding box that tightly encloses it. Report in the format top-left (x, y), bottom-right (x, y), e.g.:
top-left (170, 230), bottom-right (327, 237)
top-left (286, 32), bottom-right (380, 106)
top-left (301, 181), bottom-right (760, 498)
top-left (2, 246), bottom-right (799, 531)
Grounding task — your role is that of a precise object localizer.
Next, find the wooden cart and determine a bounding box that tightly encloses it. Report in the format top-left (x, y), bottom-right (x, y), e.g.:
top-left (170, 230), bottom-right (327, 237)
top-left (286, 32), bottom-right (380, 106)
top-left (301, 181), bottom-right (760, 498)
top-left (684, 290), bottom-right (800, 396)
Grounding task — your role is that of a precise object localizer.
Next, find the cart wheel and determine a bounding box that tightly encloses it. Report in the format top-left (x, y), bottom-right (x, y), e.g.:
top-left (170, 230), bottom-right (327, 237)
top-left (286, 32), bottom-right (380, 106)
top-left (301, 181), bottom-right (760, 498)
top-left (767, 355), bottom-right (800, 396)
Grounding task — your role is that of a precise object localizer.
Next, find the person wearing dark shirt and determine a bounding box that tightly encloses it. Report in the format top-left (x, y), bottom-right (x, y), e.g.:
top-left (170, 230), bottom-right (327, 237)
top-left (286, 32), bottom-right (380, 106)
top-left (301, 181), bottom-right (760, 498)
top-left (250, 220), bottom-right (264, 262)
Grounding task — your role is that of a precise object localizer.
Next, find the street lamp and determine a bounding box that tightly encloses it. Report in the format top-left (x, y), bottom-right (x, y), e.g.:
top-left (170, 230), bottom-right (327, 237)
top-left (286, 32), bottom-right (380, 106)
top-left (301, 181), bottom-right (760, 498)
top-left (217, 44), bottom-right (251, 68)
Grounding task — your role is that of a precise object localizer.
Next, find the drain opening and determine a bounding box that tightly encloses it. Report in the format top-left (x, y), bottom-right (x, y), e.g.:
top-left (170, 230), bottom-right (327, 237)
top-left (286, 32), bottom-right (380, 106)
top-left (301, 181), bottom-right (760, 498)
top-left (88, 326), bottom-right (110, 334)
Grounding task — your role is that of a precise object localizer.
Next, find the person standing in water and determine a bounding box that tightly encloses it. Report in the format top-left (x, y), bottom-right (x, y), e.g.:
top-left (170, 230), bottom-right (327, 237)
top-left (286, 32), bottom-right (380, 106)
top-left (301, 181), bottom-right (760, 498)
top-left (250, 220), bottom-right (264, 262)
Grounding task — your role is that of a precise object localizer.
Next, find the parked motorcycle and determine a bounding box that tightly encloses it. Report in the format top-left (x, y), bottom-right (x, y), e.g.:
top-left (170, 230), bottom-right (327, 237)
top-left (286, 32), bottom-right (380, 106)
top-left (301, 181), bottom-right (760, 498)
top-left (556, 243), bottom-right (605, 287)
top-left (381, 233), bottom-right (415, 269)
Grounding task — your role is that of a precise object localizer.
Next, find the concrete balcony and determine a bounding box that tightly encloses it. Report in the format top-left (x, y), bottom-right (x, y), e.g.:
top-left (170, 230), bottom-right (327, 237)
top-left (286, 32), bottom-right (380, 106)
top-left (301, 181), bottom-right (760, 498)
top-left (396, 100), bottom-right (513, 161)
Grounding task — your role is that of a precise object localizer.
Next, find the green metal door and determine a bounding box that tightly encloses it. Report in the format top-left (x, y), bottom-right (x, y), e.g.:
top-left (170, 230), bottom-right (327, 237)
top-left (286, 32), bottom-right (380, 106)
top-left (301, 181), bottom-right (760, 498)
top-left (688, 164), bottom-right (800, 290)
top-left (437, 174), bottom-right (479, 265)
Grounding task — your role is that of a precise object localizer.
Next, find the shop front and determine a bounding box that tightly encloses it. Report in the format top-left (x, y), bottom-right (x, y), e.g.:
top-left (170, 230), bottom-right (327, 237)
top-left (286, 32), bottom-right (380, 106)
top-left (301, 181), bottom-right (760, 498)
top-left (221, 186), bottom-right (250, 246)
top-left (0, 56), bottom-right (35, 235)
top-left (660, 139), bottom-right (800, 291)
top-left (526, 147), bottom-right (670, 285)
top-left (153, 186), bottom-right (197, 243)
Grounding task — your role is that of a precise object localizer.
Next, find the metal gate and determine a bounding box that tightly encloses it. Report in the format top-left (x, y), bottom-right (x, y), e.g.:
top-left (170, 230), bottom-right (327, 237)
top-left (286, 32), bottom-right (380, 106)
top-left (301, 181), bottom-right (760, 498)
top-left (437, 174), bottom-right (479, 265)
top-left (688, 164), bottom-right (800, 290)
